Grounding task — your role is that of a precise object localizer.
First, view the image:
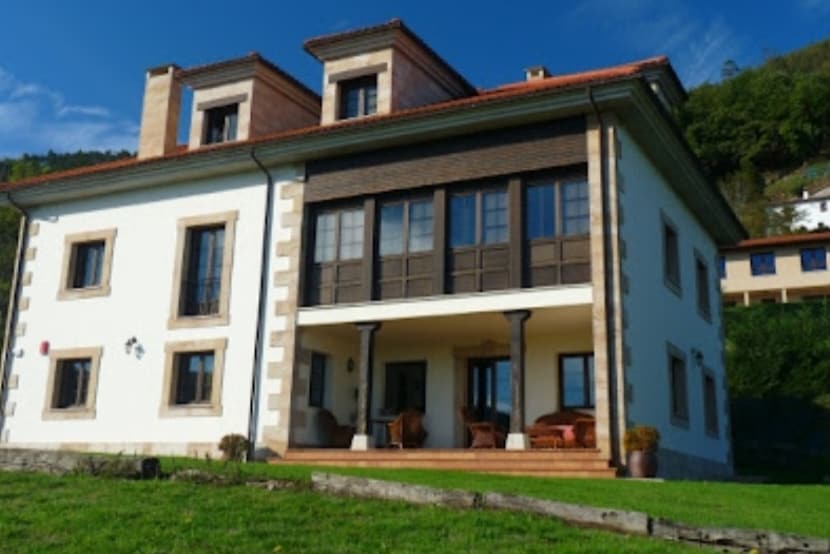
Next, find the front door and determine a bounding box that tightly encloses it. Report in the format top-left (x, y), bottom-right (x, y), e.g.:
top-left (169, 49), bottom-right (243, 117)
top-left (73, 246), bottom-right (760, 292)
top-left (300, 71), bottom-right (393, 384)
top-left (467, 357), bottom-right (511, 430)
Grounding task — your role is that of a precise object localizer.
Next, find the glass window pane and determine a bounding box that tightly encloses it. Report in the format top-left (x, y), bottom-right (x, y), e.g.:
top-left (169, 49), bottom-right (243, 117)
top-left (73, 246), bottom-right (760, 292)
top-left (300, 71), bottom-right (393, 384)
top-left (184, 226), bottom-right (224, 316)
top-left (587, 356), bottom-right (595, 407)
top-left (314, 213), bottom-right (337, 263)
top-left (408, 200), bottom-right (433, 252)
top-left (482, 190), bottom-right (508, 244)
top-left (561, 356), bottom-right (586, 408)
top-left (73, 241), bottom-right (105, 288)
top-left (562, 180), bottom-right (589, 235)
top-left (526, 183), bottom-right (555, 240)
top-left (339, 209), bottom-right (364, 260)
top-left (379, 204), bottom-right (404, 256)
top-left (450, 194), bottom-right (476, 248)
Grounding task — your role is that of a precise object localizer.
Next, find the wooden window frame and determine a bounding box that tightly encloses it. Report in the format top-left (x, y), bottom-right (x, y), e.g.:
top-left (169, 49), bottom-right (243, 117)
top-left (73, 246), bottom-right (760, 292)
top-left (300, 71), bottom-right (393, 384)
top-left (202, 103), bottom-right (239, 145)
top-left (383, 360), bottom-right (427, 415)
top-left (42, 347), bottom-right (103, 420)
top-left (307, 204), bottom-right (366, 305)
top-left (160, 338), bottom-right (227, 418)
top-left (308, 351), bottom-right (327, 408)
top-left (57, 229), bottom-right (117, 301)
top-left (702, 368), bottom-right (719, 438)
top-left (694, 249), bottom-right (711, 322)
top-left (558, 352), bottom-right (595, 410)
top-left (667, 342), bottom-right (689, 428)
top-left (168, 211), bottom-right (237, 329)
top-left (661, 212), bottom-right (681, 297)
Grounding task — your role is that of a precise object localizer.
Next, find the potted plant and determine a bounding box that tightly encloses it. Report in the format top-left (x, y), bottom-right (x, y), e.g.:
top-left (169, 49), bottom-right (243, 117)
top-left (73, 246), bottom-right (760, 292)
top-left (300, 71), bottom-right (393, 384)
top-left (624, 426), bottom-right (660, 478)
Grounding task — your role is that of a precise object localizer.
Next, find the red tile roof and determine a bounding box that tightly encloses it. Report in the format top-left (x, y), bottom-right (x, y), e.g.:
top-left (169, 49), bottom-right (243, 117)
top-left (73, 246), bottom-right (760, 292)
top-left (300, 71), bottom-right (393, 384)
top-left (722, 231), bottom-right (830, 251)
top-left (0, 56), bottom-right (670, 193)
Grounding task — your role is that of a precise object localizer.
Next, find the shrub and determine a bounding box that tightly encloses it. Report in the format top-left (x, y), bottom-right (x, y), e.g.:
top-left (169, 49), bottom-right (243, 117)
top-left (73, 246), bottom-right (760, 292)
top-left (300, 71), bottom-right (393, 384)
top-left (218, 434), bottom-right (250, 462)
top-left (624, 426), bottom-right (660, 453)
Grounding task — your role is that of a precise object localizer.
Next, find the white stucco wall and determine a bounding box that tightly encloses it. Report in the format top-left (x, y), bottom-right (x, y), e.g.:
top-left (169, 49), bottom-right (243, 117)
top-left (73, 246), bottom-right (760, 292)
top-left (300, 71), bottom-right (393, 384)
top-left (617, 125), bottom-right (731, 467)
top-left (774, 198), bottom-right (830, 231)
top-left (3, 166), bottom-right (300, 456)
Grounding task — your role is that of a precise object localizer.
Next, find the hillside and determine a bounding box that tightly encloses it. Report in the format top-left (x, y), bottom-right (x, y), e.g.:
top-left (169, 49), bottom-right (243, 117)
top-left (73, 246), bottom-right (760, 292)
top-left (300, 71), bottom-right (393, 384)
top-left (679, 37), bottom-right (830, 236)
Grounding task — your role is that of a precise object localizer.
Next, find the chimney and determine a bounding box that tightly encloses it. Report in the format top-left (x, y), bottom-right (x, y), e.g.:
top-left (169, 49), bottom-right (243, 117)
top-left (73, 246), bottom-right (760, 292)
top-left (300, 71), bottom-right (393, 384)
top-left (525, 65), bottom-right (551, 81)
top-left (138, 64), bottom-right (181, 160)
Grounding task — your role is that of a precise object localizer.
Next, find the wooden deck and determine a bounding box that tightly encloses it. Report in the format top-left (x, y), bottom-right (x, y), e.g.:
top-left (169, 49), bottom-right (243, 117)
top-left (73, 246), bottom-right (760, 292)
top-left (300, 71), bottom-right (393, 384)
top-left (273, 448), bottom-right (618, 478)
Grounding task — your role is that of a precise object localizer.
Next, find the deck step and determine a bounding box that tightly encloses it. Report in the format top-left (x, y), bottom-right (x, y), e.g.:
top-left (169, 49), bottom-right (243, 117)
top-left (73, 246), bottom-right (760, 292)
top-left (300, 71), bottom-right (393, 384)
top-left (273, 448), bottom-right (617, 478)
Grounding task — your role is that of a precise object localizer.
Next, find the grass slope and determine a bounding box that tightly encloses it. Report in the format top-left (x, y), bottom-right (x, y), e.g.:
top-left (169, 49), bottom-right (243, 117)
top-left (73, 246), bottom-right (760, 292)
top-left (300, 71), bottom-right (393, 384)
top-left (163, 458), bottom-right (830, 539)
top-left (0, 472), bottom-right (694, 554)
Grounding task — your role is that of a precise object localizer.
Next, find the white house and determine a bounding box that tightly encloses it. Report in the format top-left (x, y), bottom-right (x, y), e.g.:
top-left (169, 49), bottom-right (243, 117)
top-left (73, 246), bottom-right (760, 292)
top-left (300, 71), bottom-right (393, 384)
top-left (0, 19), bottom-right (744, 478)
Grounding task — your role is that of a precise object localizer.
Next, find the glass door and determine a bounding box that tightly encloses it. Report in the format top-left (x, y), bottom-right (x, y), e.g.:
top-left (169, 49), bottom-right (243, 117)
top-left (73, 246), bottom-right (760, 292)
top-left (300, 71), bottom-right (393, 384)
top-left (467, 357), bottom-right (511, 430)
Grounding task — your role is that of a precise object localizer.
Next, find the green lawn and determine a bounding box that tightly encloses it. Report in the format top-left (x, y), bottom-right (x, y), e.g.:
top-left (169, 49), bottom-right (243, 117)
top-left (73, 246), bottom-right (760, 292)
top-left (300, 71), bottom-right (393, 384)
top-left (163, 457), bottom-right (830, 539)
top-left (0, 471), bottom-right (694, 554)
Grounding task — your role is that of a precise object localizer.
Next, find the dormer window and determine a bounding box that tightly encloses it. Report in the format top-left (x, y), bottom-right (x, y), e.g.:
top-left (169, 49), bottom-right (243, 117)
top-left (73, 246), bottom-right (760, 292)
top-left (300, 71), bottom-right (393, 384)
top-left (204, 104), bottom-right (238, 144)
top-left (339, 75), bottom-right (377, 120)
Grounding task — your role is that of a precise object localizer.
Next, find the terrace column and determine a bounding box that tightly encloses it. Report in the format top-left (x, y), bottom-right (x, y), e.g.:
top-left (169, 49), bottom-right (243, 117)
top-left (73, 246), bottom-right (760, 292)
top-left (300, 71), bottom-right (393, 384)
top-left (351, 322), bottom-right (381, 451)
top-left (504, 309), bottom-right (531, 450)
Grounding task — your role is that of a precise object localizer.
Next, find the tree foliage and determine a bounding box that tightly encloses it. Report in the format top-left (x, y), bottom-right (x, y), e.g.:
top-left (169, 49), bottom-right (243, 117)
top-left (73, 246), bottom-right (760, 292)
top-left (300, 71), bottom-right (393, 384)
top-left (679, 38), bottom-right (830, 236)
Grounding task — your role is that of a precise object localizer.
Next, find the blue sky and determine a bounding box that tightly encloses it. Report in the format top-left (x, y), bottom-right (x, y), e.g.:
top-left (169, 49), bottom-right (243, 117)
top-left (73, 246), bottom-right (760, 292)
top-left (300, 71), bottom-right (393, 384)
top-left (1, 0), bottom-right (828, 158)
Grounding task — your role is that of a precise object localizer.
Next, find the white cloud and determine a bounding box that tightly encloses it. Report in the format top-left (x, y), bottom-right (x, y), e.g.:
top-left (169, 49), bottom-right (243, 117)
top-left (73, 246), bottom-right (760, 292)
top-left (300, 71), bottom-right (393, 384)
top-left (565, 0), bottom-right (744, 87)
top-left (0, 67), bottom-right (137, 158)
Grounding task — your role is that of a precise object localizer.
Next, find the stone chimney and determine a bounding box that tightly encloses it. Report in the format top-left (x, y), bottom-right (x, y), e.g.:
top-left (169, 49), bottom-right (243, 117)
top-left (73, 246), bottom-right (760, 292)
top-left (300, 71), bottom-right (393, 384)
top-left (138, 64), bottom-right (181, 159)
top-left (525, 65), bottom-right (551, 81)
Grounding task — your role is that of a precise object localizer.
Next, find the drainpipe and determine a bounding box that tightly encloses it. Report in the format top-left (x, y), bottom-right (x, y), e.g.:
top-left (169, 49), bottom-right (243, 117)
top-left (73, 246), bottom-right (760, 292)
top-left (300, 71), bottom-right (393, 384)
top-left (0, 193), bottom-right (30, 439)
top-left (246, 148), bottom-right (277, 461)
top-left (588, 88), bottom-right (621, 466)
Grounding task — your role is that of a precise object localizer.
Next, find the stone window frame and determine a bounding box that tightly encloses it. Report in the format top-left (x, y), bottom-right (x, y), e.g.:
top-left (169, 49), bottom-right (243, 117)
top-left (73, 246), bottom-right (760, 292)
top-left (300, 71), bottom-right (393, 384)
top-left (329, 63), bottom-right (387, 121)
top-left (702, 367), bottom-right (719, 438)
top-left (168, 211), bottom-right (238, 329)
top-left (666, 341), bottom-right (690, 429)
top-left (42, 347), bottom-right (103, 420)
top-left (160, 338), bottom-right (228, 418)
top-left (57, 229), bottom-right (117, 301)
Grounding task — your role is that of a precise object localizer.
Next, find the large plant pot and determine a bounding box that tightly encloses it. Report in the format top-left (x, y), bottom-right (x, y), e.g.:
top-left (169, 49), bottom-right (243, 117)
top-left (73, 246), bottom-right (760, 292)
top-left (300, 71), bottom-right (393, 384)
top-left (628, 450), bottom-right (658, 478)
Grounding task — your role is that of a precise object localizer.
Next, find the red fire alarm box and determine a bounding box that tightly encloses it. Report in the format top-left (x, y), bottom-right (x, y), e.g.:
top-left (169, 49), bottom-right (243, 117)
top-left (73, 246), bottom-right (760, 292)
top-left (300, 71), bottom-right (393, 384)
top-left (39, 341), bottom-right (49, 355)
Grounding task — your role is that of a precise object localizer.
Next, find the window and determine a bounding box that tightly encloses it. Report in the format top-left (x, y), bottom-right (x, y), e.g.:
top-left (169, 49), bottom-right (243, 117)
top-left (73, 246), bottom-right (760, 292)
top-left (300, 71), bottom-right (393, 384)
top-left (449, 188), bottom-right (507, 248)
top-left (161, 339), bottom-right (227, 417)
top-left (204, 104), bottom-right (238, 144)
top-left (695, 253), bottom-right (711, 320)
top-left (174, 351), bottom-right (214, 405)
top-left (378, 199), bottom-right (433, 256)
top-left (668, 345), bottom-right (689, 426)
top-left (43, 347), bottom-right (102, 420)
top-left (750, 252), bottom-right (776, 276)
top-left (338, 209), bottom-right (364, 259)
top-left (169, 212), bottom-right (237, 329)
top-left (384, 361), bottom-right (426, 414)
top-left (182, 225), bottom-right (225, 316)
top-left (58, 229), bottom-right (116, 300)
top-left (313, 208), bottom-right (365, 262)
top-left (703, 372), bottom-right (719, 437)
top-left (717, 255), bottom-right (726, 279)
top-left (526, 182), bottom-right (555, 239)
top-left (821, 201), bottom-right (827, 213)
top-left (559, 354), bottom-right (595, 409)
top-left (309, 352), bottom-right (327, 408)
top-left (525, 178), bottom-right (590, 240)
top-left (339, 75), bottom-right (378, 119)
top-left (561, 180), bottom-right (590, 235)
top-left (662, 217), bottom-right (681, 292)
top-left (800, 247), bottom-right (827, 272)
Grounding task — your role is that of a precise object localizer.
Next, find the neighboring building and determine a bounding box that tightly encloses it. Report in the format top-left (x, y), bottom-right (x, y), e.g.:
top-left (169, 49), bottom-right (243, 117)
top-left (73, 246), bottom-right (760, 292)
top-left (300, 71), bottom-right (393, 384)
top-left (0, 19), bottom-right (744, 479)
top-left (720, 231), bottom-right (830, 306)
top-left (770, 187), bottom-right (830, 232)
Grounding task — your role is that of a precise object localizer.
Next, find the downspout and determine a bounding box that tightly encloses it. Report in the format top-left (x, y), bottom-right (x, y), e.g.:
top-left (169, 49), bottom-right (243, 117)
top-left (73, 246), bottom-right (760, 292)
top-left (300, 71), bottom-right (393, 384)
top-left (0, 193), bottom-right (30, 439)
top-left (246, 149), bottom-right (276, 461)
top-left (588, 88), bottom-right (622, 466)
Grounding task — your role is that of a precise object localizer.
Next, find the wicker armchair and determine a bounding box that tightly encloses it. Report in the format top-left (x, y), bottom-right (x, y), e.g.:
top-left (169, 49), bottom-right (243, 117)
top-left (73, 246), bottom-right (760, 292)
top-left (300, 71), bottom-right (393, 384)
top-left (386, 410), bottom-right (428, 448)
top-left (526, 410), bottom-right (596, 449)
top-left (459, 407), bottom-right (506, 449)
